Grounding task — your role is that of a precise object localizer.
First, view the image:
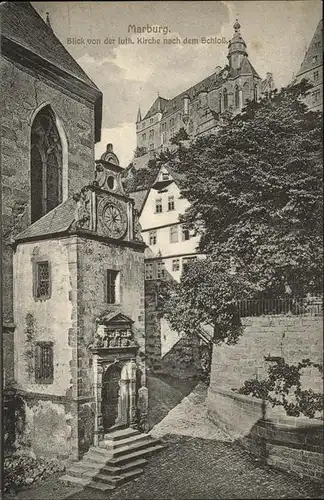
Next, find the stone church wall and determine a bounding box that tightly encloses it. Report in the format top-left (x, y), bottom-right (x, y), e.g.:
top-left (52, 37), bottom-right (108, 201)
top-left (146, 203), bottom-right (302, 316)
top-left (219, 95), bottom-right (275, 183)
top-left (1, 55), bottom-right (96, 328)
top-left (12, 237), bottom-right (79, 459)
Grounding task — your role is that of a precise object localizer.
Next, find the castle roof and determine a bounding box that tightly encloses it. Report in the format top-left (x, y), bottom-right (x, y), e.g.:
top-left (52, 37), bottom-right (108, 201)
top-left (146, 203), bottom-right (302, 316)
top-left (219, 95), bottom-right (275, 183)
top-left (143, 96), bottom-right (169, 120)
top-left (295, 19), bottom-right (323, 78)
top-left (0, 2), bottom-right (99, 91)
top-left (142, 61), bottom-right (261, 121)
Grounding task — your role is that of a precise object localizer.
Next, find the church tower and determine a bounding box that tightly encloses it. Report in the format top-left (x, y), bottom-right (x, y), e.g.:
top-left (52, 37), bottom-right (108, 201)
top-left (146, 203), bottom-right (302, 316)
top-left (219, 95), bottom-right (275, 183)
top-left (227, 19), bottom-right (248, 70)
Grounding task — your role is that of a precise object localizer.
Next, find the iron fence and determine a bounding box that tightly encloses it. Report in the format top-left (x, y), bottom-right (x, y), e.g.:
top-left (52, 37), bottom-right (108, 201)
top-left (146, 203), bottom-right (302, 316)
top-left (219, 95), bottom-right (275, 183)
top-left (235, 296), bottom-right (323, 318)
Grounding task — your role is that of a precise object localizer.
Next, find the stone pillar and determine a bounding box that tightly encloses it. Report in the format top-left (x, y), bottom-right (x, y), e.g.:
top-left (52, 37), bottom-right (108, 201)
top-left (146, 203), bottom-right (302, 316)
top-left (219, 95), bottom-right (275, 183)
top-left (137, 386), bottom-right (149, 432)
top-left (128, 360), bottom-right (138, 428)
top-left (239, 89), bottom-right (243, 111)
top-left (95, 363), bottom-right (104, 443)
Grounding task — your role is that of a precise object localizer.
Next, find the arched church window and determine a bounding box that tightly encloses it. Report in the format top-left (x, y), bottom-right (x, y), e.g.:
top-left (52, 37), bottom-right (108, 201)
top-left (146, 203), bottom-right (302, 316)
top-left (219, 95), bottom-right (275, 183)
top-left (31, 106), bottom-right (62, 223)
top-left (243, 82), bottom-right (250, 103)
top-left (254, 84), bottom-right (258, 102)
top-left (235, 85), bottom-right (240, 107)
top-left (223, 88), bottom-right (228, 110)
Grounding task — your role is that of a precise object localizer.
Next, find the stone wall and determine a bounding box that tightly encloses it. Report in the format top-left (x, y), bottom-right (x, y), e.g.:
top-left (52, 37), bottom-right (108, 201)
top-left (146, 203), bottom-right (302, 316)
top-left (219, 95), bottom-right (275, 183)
top-left (207, 388), bottom-right (323, 481)
top-left (145, 280), bottom-right (162, 368)
top-left (210, 315), bottom-right (323, 393)
top-left (12, 237), bottom-right (79, 458)
top-left (1, 55), bottom-right (96, 326)
top-left (207, 314), bottom-right (323, 481)
top-left (144, 280), bottom-right (208, 378)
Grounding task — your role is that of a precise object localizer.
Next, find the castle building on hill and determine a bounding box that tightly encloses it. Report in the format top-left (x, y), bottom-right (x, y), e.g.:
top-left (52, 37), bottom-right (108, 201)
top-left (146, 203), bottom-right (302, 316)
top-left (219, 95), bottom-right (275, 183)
top-left (133, 20), bottom-right (275, 167)
top-left (292, 19), bottom-right (322, 111)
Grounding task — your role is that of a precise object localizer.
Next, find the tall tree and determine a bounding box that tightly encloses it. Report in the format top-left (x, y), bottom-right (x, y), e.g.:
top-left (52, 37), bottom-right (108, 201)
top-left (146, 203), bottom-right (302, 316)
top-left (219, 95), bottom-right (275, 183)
top-left (161, 82), bottom-right (323, 297)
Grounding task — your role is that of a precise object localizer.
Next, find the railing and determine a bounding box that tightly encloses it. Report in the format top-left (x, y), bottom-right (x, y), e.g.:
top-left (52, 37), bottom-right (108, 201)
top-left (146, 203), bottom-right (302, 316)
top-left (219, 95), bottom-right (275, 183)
top-left (235, 296), bottom-right (323, 318)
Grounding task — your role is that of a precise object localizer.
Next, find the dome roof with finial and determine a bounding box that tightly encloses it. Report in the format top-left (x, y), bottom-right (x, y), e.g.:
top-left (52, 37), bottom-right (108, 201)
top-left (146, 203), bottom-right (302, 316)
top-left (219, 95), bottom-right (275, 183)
top-left (233, 19), bottom-right (241, 32)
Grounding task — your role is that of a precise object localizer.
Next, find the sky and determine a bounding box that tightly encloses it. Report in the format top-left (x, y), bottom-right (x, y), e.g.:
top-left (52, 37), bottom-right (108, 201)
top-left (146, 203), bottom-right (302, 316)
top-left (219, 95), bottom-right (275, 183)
top-left (33, 1), bottom-right (322, 167)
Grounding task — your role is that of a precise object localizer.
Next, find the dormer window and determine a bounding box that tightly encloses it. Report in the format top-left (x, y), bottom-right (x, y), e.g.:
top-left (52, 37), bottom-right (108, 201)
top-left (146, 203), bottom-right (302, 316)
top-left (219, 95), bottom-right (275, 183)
top-left (312, 55), bottom-right (318, 65)
top-left (162, 172), bottom-right (169, 180)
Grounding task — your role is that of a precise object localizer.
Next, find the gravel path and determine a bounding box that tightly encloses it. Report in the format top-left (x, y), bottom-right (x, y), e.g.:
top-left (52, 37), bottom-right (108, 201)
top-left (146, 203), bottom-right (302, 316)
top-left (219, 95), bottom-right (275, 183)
top-left (150, 383), bottom-right (230, 441)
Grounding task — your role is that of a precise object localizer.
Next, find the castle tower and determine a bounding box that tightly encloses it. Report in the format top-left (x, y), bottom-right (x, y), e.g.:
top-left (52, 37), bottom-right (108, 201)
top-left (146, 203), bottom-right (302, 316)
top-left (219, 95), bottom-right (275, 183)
top-left (227, 20), bottom-right (248, 70)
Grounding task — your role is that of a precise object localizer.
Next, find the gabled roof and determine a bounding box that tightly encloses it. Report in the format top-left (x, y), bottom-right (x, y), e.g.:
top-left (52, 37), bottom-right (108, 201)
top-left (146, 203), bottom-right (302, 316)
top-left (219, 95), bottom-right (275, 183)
top-left (295, 19), bottom-right (323, 78)
top-left (143, 96), bottom-right (169, 120)
top-left (96, 311), bottom-right (134, 325)
top-left (0, 2), bottom-right (99, 91)
top-left (239, 57), bottom-right (260, 78)
top-left (129, 189), bottom-right (149, 213)
top-left (14, 198), bottom-right (76, 241)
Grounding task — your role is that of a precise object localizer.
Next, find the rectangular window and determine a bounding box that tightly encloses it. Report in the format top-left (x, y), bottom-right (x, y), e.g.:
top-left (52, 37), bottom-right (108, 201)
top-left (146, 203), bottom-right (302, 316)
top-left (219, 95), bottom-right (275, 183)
top-left (155, 198), bottom-right (162, 213)
top-left (34, 261), bottom-right (51, 300)
top-left (142, 133), bottom-right (146, 141)
top-left (170, 225), bottom-right (178, 243)
top-left (150, 143), bottom-right (154, 151)
top-left (145, 263), bottom-right (154, 280)
top-left (162, 172), bottom-right (169, 180)
top-left (106, 270), bottom-right (120, 304)
top-left (312, 55), bottom-right (318, 64)
top-left (314, 70), bottom-right (319, 81)
top-left (35, 342), bottom-right (54, 384)
top-left (168, 195), bottom-right (175, 211)
top-left (181, 227), bottom-right (190, 241)
top-left (182, 256), bottom-right (197, 272)
top-left (149, 129), bottom-right (154, 139)
top-left (157, 261), bottom-right (166, 280)
top-left (172, 259), bottom-right (180, 272)
top-left (150, 118), bottom-right (154, 124)
top-left (149, 230), bottom-right (157, 245)
top-left (312, 89), bottom-right (320, 103)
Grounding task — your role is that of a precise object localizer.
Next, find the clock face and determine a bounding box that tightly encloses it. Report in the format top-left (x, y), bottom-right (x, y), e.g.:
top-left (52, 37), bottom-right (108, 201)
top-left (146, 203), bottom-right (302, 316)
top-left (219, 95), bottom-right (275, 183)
top-left (101, 201), bottom-right (128, 239)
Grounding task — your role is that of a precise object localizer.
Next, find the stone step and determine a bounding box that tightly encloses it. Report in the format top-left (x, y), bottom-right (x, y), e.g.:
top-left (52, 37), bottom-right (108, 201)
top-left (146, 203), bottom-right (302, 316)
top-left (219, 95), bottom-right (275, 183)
top-left (83, 468), bottom-right (144, 486)
top-left (109, 443), bottom-right (165, 465)
top-left (59, 474), bottom-right (115, 491)
top-left (108, 437), bottom-right (162, 458)
top-left (103, 427), bottom-right (140, 441)
top-left (105, 423), bottom-right (128, 434)
top-left (68, 457), bottom-right (147, 477)
top-left (99, 432), bottom-right (151, 450)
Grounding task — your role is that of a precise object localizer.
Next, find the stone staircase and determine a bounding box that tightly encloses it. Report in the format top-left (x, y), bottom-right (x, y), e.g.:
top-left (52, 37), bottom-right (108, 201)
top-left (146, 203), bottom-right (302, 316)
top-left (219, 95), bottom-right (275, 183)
top-left (59, 427), bottom-right (165, 491)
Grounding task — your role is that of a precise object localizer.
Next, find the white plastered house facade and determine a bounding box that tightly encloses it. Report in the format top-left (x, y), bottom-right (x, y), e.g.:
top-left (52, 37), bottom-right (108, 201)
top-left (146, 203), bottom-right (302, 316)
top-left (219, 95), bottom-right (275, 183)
top-left (139, 166), bottom-right (204, 282)
top-left (131, 165), bottom-right (205, 358)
